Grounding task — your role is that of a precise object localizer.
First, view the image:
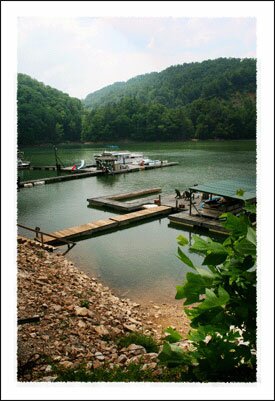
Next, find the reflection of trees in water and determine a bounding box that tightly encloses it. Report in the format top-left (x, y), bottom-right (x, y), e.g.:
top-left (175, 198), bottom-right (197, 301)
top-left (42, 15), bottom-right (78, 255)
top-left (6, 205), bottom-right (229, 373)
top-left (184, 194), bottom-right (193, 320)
top-left (96, 174), bottom-right (122, 187)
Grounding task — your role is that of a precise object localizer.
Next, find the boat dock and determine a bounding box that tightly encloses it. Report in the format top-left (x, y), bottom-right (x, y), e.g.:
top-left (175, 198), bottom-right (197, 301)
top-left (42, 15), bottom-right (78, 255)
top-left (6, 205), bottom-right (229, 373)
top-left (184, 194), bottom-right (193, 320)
top-left (19, 162), bottom-right (179, 188)
top-left (19, 170), bottom-right (104, 188)
top-left (42, 205), bottom-right (172, 245)
top-left (87, 188), bottom-right (163, 212)
top-left (168, 212), bottom-right (229, 234)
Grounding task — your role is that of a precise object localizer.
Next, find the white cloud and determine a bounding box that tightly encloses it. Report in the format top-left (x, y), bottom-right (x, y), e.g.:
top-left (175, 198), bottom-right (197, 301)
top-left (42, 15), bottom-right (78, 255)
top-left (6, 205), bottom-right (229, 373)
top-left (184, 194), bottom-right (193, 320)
top-left (17, 17), bottom-right (256, 99)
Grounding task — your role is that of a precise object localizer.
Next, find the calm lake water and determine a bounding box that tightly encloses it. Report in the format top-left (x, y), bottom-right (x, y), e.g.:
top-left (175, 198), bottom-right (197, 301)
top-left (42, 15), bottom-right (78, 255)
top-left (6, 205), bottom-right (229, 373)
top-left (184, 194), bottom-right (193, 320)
top-left (17, 141), bottom-right (256, 304)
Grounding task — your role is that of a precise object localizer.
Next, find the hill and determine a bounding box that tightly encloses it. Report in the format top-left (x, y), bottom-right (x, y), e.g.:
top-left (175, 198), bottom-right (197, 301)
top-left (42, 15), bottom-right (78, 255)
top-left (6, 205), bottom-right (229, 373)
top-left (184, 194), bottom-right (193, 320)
top-left (17, 74), bottom-right (83, 146)
top-left (82, 58), bottom-right (256, 141)
top-left (17, 58), bottom-right (256, 145)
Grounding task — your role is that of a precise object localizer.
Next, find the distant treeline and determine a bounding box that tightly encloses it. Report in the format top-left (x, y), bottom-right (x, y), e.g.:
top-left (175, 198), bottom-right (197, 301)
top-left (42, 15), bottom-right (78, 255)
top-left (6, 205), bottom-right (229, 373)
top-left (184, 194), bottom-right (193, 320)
top-left (17, 74), bottom-right (83, 146)
top-left (17, 58), bottom-right (256, 145)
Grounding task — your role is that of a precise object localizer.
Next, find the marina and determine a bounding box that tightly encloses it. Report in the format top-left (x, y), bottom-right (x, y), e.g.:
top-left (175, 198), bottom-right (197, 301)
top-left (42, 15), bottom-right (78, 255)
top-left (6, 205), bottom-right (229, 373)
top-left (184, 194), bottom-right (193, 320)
top-left (17, 141), bottom-right (256, 304)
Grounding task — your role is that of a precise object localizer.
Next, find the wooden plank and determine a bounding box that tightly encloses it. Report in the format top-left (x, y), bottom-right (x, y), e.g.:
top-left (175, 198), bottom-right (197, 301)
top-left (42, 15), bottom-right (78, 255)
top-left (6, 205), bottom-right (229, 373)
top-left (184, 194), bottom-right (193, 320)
top-left (110, 206), bottom-right (171, 225)
top-left (110, 188), bottom-right (161, 200)
top-left (168, 212), bottom-right (228, 234)
top-left (43, 219), bottom-right (118, 244)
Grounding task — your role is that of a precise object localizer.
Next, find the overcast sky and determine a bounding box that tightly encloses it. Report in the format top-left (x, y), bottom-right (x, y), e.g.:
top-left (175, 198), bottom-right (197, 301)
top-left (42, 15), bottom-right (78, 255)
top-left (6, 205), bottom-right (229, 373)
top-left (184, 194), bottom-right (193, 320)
top-left (17, 17), bottom-right (256, 99)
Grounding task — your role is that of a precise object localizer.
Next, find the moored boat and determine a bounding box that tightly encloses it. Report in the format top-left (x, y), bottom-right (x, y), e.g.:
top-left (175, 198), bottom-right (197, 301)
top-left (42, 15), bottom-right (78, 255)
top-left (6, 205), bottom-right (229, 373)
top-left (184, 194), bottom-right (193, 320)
top-left (17, 151), bottom-right (30, 169)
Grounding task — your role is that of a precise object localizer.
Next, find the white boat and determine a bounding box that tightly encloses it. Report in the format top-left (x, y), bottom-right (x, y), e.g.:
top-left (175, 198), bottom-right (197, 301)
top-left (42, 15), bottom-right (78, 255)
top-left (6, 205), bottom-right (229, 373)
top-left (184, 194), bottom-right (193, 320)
top-left (95, 150), bottom-right (144, 165)
top-left (17, 152), bottom-right (30, 169)
top-left (141, 158), bottom-right (162, 166)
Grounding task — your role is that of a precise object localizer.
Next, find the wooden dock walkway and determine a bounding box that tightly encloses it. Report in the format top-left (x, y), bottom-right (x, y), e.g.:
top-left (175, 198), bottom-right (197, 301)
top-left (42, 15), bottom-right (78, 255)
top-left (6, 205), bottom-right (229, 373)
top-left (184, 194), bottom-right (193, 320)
top-left (20, 170), bottom-right (104, 188)
top-left (168, 211), bottom-right (229, 234)
top-left (87, 188), bottom-right (162, 212)
top-left (20, 162), bottom-right (178, 189)
top-left (42, 205), bottom-right (172, 245)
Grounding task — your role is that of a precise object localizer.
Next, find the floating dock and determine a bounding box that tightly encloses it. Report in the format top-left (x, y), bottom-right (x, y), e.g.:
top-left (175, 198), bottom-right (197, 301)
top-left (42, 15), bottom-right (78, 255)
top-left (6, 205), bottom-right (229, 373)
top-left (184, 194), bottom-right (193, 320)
top-left (168, 211), bottom-right (229, 234)
top-left (42, 205), bottom-right (172, 245)
top-left (19, 170), bottom-right (104, 188)
top-left (19, 162), bottom-right (178, 188)
top-left (87, 188), bottom-right (163, 212)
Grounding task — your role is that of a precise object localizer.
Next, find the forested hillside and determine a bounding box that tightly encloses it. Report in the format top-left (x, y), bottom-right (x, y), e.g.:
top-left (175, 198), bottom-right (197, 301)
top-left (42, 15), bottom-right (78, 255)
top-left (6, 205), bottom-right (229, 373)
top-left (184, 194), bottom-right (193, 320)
top-left (17, 58), bottom-right (256, 145)
top-left (17, 74), bottom-right (83, 145)
top-left (82, 58), bottom-right (256, 141)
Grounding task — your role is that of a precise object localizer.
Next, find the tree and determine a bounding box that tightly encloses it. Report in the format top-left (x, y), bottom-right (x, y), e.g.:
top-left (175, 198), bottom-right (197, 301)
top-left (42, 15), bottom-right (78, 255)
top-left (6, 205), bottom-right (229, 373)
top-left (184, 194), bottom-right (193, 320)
top-left (159, 205), bottom-right (256, 382)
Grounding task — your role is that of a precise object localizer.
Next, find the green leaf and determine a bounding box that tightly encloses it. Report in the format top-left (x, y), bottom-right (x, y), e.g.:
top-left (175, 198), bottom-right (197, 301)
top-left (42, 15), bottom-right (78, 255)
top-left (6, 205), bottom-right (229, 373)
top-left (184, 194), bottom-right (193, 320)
top-left (235, 238), bottom-right (256, 255)
top-left (221, 213), bottom-right (248, 237)
top-left (246, 226), bottom-right (256, 246)
top-left (190, 235), bottom-right (210, 253)
top-left (178, 272), bottom-right (210, 305)
top-left (164, 327), bottom-right (182, 343)
top-left (177, 234), bottom-right (189, 246)
top-left (236, 188), bottom-right (245, 196)
top-left (175, 285), bottom-right (185, 300)
top-left (243, 203), bottom-right (256, 214)
top-left (195, 267), bottom-right (217, 279)
top-left (177, 247), bottom-right (195, 269)
top-left (158, 342), bottom-right (187, 367)
top-left (202, 252), bottom-right (228, 266)
top-left (198, 287), bottom-right (230, 310)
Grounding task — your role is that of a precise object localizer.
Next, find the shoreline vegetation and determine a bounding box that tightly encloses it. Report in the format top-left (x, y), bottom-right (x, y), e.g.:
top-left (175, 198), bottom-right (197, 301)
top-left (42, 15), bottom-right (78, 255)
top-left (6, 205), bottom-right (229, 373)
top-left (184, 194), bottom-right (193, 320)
top-left (17, 241), bottom-right (190, 382)
top-left (18, 58), bottom-right (256, 147)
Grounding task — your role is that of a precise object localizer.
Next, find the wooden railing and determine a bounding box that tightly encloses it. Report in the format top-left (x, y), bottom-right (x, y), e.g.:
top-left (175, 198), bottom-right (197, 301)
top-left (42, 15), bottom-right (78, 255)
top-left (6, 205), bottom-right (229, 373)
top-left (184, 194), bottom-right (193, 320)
top-left (17, 224), bottom-right (76, 255)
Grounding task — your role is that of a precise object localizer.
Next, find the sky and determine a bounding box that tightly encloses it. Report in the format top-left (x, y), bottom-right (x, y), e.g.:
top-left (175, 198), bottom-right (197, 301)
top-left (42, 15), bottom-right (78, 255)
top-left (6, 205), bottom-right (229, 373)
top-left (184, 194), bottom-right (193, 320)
top-left (17, 16), bottom-right (256, 99)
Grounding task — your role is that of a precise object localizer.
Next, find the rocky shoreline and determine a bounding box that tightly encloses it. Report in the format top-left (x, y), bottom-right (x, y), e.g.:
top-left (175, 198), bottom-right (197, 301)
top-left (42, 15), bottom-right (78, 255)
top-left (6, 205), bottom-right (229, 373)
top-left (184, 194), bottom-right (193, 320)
top-left (17, 242), bottom-right (190, 381)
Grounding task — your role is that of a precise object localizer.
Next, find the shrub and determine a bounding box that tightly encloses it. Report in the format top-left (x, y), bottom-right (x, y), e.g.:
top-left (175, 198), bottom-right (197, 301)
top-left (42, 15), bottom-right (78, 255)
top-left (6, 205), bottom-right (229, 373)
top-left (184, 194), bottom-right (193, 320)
top-left (159, 209), bottom-right (256, 382)
top-left (117, 332), bottom-right (159, 353)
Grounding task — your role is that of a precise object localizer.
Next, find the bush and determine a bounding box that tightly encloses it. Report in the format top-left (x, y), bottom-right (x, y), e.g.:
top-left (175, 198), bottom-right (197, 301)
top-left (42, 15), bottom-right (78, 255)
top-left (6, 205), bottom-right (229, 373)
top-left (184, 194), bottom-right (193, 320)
top-left (159, 209), bottom-right (256, 382)
top-left (117, 333), bottom-right (159, 353)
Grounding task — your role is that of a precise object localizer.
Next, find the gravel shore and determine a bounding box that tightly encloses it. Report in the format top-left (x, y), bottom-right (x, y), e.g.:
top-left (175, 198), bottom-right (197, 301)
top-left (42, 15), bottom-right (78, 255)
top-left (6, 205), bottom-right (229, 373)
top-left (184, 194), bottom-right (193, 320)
top-left (17, 241), bottom-right (189, 381)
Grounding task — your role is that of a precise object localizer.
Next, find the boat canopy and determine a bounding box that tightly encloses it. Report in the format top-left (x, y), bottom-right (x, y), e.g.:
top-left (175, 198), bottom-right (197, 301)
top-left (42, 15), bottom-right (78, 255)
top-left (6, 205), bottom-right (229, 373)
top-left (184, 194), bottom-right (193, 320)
top-left (189, 178), bottom-right (256, 201)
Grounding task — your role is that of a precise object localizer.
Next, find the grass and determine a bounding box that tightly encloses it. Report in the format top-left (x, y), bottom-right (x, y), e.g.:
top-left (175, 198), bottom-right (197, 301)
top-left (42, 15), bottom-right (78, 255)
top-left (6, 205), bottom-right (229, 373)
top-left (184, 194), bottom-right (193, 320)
top-left (116, 332), bottom-right (159, 353)
top-left (80, 299), bottom-right (90, 308)
top-left (54, 363), bottom-right (186, 382)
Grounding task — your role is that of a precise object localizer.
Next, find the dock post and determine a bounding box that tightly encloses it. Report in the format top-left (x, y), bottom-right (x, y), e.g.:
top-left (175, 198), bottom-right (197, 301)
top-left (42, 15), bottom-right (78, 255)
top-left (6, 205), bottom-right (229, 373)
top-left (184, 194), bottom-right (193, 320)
top-left (35, 226), bottom-right (40, 240)
top-left (158, 194), bottom-right (161, 205)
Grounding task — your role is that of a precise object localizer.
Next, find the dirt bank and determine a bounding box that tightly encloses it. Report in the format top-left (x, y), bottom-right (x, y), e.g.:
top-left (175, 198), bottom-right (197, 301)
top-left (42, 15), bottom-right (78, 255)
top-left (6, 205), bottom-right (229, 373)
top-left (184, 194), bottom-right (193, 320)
top-left (17, 242), bottom-right (189, 381)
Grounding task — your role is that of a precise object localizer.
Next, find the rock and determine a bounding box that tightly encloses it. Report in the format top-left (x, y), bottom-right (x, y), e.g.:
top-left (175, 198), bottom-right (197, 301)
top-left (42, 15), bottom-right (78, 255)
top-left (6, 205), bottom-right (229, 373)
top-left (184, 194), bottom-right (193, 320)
top-left (42, 335), bottom-right (50, 341)
top-left (53, 305), bottom-right (62, 312)
top-left (123, 323), bottom-right (137, 332)
top-left (74, 307), bottom-right (89, 316)
top-left (86, 361), bottom-right (93, 369)
top-left (141, 362), bottom-right (157, 370)
top-left (39, 375), bottom-right (58, 382)
top-left (93, 360), bottom-right (102, 369)
top-left (59, 361), bottom-right (73, 369)
top-left (78, 320), bottom-right (86, 329)
top-left (128, 317), bottom-right (141, 325)
top-left (17, 242), bottom-right (175, 382)
top-left (127, 344), bottom-right (146, 354)
top-left (95, 352), bottom-right (105, 361)
top-left (94, 325), bottom-right (109, 336)
top-left (117, 354), bottom-right (127, 364)
top-left (110, 327), bottom-right (122, 335)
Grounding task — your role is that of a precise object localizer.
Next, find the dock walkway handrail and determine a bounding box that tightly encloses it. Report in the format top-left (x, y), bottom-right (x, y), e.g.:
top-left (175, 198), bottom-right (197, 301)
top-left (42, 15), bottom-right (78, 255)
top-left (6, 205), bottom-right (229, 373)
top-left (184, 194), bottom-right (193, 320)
top-left (17, 224), bottom-right (76, 255)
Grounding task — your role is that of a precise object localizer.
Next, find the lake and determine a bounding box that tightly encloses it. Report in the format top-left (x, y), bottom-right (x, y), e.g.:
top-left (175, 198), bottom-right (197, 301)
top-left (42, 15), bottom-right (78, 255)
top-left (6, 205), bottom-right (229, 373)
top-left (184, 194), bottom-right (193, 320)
top-left (17, 140), bottom-right (256, 304)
